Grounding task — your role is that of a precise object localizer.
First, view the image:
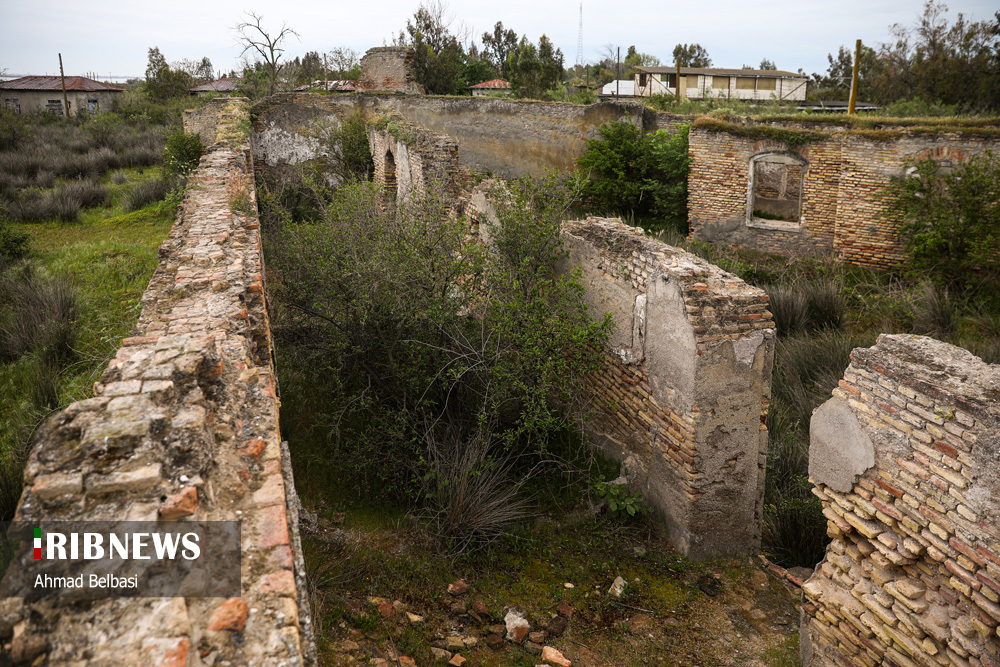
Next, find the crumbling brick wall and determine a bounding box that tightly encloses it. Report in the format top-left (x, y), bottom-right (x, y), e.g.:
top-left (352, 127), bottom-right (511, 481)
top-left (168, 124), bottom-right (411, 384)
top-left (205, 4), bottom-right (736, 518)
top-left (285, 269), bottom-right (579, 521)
top-left (556, 218), bottom-right (775, 559)
top-left (802, 334), bottom-right (1000, 667)
top-left (356, 47), bottom-right (424, 95)
top-left (368, 116), bottom-right (460, 200)
top-left (0, 99), bottom-right (314, 666)
top-left (689, 121), bottom-right (1000, 268)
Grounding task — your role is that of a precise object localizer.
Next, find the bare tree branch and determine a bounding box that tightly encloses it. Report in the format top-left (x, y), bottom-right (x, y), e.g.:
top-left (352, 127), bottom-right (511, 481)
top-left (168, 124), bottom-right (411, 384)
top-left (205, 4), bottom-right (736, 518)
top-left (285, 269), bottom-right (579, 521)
top-left (232, 11), bottom-right (300, 96)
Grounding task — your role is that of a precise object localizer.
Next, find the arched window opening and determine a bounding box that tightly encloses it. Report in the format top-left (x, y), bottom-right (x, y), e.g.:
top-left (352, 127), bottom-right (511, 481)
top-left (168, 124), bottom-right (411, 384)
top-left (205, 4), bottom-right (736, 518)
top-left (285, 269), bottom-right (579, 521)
top-left (748, 153), bottom-right (807, 227)
top-left (384, 150), bottom-right (397, 196)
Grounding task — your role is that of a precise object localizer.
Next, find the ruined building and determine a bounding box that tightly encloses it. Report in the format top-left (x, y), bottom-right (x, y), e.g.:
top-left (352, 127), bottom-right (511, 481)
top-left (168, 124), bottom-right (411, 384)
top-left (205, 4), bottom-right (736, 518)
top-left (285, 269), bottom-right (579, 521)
top-left (1, 48), bottom-right (998, 664)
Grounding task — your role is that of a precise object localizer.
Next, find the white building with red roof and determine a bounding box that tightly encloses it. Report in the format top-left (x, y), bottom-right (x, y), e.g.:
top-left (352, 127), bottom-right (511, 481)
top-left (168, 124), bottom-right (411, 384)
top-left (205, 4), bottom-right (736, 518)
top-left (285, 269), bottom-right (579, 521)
top-left (468, 79), bottom-right (512, 97)
top-left (0, 76), bottom-right (124, 116)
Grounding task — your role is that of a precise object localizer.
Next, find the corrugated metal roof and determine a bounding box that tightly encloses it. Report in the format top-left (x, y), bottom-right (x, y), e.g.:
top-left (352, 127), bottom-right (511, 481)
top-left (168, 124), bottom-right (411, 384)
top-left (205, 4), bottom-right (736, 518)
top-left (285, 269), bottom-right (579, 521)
top-left (189, 78), bottom-right (242, 93)
top-left (0, 76), bottom-right (124, 92)
top-left (636, 66), bottom-right (806, 79)
top-left (469, 79), bottom-right (511, 89)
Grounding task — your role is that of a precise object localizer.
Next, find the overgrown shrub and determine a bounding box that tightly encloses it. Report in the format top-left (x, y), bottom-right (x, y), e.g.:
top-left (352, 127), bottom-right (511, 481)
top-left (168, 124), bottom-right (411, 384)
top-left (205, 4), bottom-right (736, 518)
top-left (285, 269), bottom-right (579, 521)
top-left (324, 113), bottom-right (373, 183)
top-left (577, 121), bottom-right (690, 233)
top-left (265, 175), bottom-right (611, 547)
top-left (163, 131), bottom-right (205, 178)
top-left (887, 152), bottom-right (1000, 291)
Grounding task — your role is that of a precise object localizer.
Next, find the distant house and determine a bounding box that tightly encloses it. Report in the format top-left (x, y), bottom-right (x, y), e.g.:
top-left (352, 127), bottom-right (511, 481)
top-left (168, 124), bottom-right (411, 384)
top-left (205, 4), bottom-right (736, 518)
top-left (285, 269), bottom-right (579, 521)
top-left (599, 80), bottom-right (636, 98)
top-left (468, 79), bottom-right (511, 97)
top-left (189, 78), bottom-right (242, 96)
top-left (633, 66), bottom-right (808, 101)
top-left (0, 76), bottom-right (123, 116)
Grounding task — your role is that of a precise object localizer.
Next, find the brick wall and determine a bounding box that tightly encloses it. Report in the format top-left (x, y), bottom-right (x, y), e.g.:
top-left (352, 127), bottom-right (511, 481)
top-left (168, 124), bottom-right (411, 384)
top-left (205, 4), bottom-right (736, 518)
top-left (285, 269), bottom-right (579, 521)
top-left (369, 116), bottom-right (460, 200)
top-left (802, 334), bottom-right (1000, 667)
top-left (555, 218), bottom-right (775, 559)
top-left (356, 47), bottom-right (424, 95)
top-left (0, 100), bottom-right (314, 666)
top-left (689, 122), bottom-right (1000, 268)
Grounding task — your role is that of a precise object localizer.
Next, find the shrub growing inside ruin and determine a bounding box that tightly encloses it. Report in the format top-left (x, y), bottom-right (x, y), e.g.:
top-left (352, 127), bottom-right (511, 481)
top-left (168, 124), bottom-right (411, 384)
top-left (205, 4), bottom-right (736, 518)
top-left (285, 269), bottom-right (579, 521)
top-left (888, 151), bottom-right (1000, 291)
top-left (577, 121), bottom-right (690, 233)
top-left (263, 175), bottom-right (611, 548)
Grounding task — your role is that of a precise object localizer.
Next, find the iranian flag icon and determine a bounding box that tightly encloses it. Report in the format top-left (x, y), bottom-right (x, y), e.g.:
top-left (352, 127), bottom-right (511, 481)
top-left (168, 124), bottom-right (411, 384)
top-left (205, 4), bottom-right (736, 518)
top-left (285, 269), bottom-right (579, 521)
top-left (33, 528), bottom-right (41, 559)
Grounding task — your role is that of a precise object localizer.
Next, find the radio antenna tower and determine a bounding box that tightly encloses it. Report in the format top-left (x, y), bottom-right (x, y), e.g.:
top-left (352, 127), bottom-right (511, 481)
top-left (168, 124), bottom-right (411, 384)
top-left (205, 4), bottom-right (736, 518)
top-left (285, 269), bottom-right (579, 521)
top-left (575, 3), bottom-right (584, 67)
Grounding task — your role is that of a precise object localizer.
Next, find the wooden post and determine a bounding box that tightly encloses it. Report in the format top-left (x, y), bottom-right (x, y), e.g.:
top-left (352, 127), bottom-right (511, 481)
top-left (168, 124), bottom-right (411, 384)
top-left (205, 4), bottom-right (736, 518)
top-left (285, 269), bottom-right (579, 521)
top-left (675, 61), bottom-right (681, 106)
top-left (848, 39), bottom-right (861, 115)
top-left (58, 53), bottom-right (70, 117)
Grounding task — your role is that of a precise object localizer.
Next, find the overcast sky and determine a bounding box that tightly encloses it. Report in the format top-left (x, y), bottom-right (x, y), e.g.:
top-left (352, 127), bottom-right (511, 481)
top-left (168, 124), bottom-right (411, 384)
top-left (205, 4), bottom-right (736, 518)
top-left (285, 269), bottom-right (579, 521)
top-left (1, 0), bottom-right (996, 81)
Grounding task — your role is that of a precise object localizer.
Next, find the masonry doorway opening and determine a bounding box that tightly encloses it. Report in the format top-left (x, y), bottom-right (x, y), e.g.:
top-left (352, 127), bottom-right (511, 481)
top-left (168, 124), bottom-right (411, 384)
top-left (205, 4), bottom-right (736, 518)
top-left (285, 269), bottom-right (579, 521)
top-left (748, 153), bottom-right (806, 226)
top-left (384, 150), bottom-right (397, 196)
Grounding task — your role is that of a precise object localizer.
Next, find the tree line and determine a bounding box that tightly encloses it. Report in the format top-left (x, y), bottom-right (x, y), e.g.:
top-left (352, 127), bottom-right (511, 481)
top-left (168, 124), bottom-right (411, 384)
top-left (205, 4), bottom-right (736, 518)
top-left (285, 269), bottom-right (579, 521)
top-left (141, 0), bottom-right (998, 111)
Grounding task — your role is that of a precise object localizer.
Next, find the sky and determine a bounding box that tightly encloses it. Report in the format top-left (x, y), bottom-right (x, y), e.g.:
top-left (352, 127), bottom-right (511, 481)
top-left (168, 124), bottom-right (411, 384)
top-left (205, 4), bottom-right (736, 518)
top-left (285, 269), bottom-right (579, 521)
top-left (1, 0), bottom-right (997, 82)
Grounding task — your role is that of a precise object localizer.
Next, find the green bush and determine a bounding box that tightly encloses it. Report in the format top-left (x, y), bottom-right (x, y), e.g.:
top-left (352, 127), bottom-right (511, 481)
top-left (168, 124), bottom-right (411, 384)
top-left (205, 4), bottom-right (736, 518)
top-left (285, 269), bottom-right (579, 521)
top-left (265, 175), bottom-right (611, 546)
top-left (577, 121), bottom-right (690, 232)
top-left (887, 152), bottom-right (1000, 291)
top-left (163, 131), bottom-right (205, 178)
top-left (0, 221), bottom-right (29, 263)
top-left (325, 113), bottom-right (373, 183)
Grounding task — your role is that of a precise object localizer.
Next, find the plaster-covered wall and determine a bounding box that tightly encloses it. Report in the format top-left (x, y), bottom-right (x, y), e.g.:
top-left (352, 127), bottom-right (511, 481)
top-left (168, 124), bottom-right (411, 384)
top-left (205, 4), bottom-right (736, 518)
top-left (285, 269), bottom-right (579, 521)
top-left (553, 219), bottom-right (775, 559)
top-left (251, 93), bottom-right (688, 179)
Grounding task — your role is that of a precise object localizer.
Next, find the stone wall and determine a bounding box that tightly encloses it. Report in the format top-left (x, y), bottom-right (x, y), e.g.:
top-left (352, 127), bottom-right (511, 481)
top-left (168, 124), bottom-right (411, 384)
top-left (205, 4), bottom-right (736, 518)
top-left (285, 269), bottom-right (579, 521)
top-left (0, 100), bottom-right (314, 666)
top-left (368, 116), bottom-right (460, 200)
top-left (689, 121), bottom-right (1000, 268)
top-left (251, 93), bottom-right (688, 178)
top-left (554, 218), bottom-right (775, 559)
top-left (802, 334), bottom-right (1000, 667)
top-left (357, 47), bottom-right (424, 95)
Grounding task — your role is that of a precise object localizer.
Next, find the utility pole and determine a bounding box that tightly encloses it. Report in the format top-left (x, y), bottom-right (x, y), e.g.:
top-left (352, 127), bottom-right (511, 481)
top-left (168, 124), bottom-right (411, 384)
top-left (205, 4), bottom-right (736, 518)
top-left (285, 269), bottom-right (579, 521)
top-left (58, 54), bottom-right (70, 117)
top-left (848, 39), bottom-right (861, 115)
top-left (616, 47), bottom-right (620, 97)
top-left (324, 53), bottom-right (328, 91)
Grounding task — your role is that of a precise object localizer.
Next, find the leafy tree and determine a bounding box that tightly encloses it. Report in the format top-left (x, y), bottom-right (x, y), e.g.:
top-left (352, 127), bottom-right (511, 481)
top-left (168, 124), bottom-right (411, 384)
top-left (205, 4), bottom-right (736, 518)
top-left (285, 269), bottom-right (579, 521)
top-left (508, 35), bottom-right (564, 98)
top-left (144, 48), bottom-right (193, 100)
top-left (672, 43), bottom-right (712, 67)
top-left (624, 46), bottom-right (660, 75)
top-left (577, 121), bottom-right (691, 231)
top-left (145, 47), bottom-right (167, 81)
top-left (398, 1), bottom-right (467, 94)
top-left (815, 2), bottom-right (999, 110)
top-left (887, 152), bottom-right (1000, 290)
top-left (233, 11), bottom-right (300, 97)
top-left (482, 22), bottom-right (519, 79)
top-left (461, 46), bottom-right (498, 88)
top-left (810, 44), bottom-right (878, 100)
top-left (759, 58), bottom-right (777, 70)
top-left (328, 47), bottom-right (360, 79)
